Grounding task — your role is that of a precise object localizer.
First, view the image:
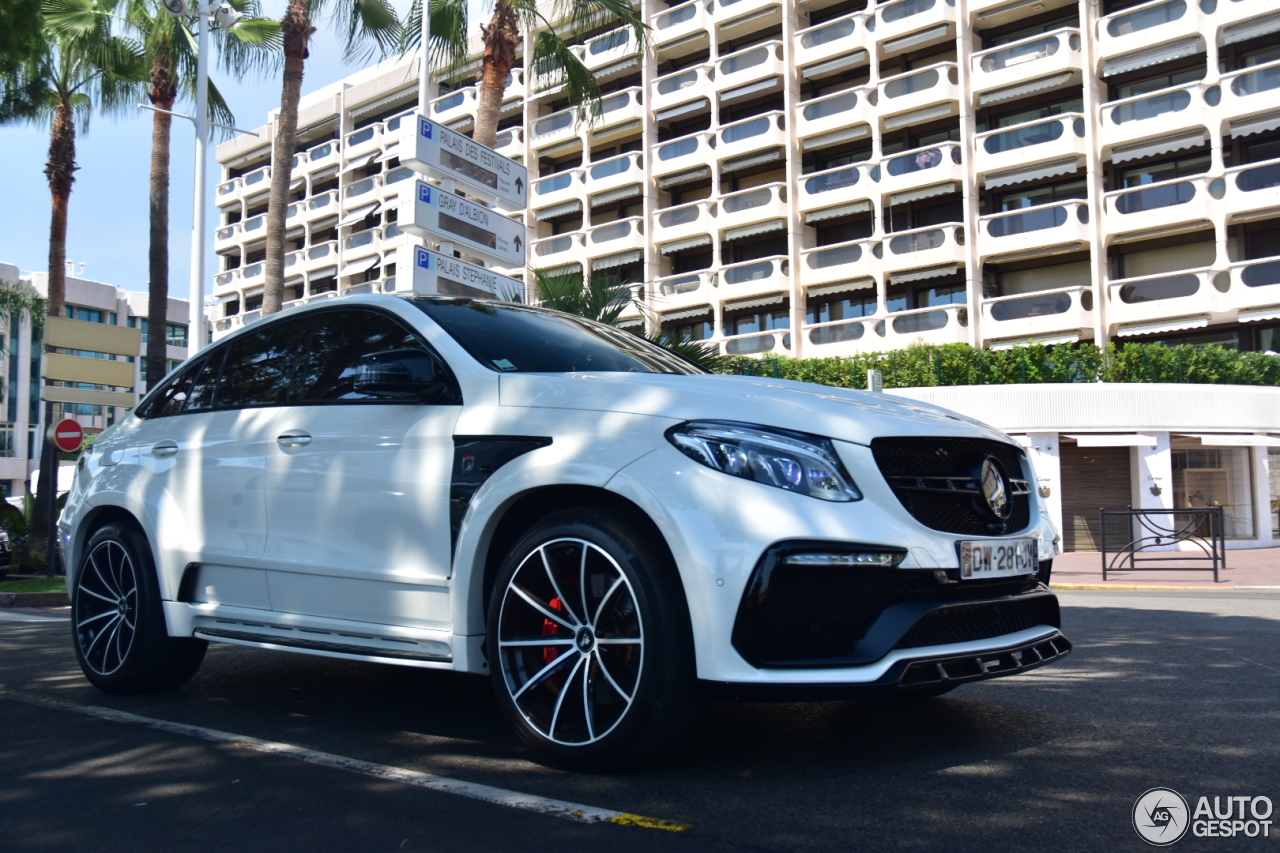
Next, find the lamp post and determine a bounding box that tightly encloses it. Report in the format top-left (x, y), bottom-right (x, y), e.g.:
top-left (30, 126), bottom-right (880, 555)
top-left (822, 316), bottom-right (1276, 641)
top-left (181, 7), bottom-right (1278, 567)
top-left (147, 0), bottom-right (253, 357)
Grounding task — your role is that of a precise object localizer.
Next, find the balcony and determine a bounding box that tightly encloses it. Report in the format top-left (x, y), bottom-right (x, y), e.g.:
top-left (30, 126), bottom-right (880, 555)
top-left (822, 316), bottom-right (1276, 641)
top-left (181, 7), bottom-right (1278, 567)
top-left (798, 163), bottom-right (872, 216)
top-left (720, 255), bottom-right (791, 300)
top-left (532, 47), bottom-right (586, 95)
top-left (1220, 58), bottom-right (1280, 131)
top-left (715, 40), bottom-right (785, 101)
top-left (877, 62), bottom-right (960, 128)
top-left (982, 286), bottom-right (1095, 344)
top-left (344, 175), bottom-right (383, 208)
top-left (971, 28), bottom-right (1083, 96)
top-left (584, 151), bottom-right (644, 200)
top-left (799, 238), bottom-right (880, 288)
top-left (214, 223), bottom-right (239, 251)
top-left (1230, 256), bottom-right (1280, 315)
top-left (531, 167), bottom-right (584, 212)
top-left (306, 189), bottom-right (339, 221)
top-left (241, 262), bottom-right (265, 284)
top-left (239, 213), bottom-right (267, 243)
top-left (804, 316), bottom-right (874, 351)
top-left (343, 227), bottom-right (382, 258)
top-left (1107, 268), bottom-right (1234, 334)
top-left (882, 223), bottom-right (966, 276)
top-left (877, 304), bottom-right (969, 347)
top-left (716, 111), bottom-right (787, 166)
top-left (431, 86), bottom-right (477, 127)
top-left (502, 69), bottom-right (526, 106)
top-left (1103, 173), bottom-right (1219, 236)
top-left (655, 270), bottom-right (718, 313)
top-left (874, 0), bottom-right (958, 53)
top-left (653, 64), bottom-right (715, 116)
top-left (494, 127), bottom-right (524, 158)
top-left (531, 233), bottom-right (585, 268)
top-left (216, 177), bottom-right (241, 203)
top-left (718, 183), bottom-right (788, 235)
top-left (302, 240), bottom-right (338, 273)
top-left (875, 141), bottom-right (964, 200)
top-left (589, 88), bottom-right (645, 144)
top-left (381, 166), bottom-right (415, 198)
top-left (586, 216), bottom-right (645, 261)
top-left (653, 130), bottom-right (717, 179)
top-left (583, 27), bottom-right (637, 72)
top-left (345, 124), bottom-right (384, 159)
top-left (978, 200), bottom-right (1092, 260)
top-left (653, 1), bottom-right (712, 49)
top-left (653, 200), bottom-right (717, 249)
top-left (1096, 0), bottom-right (1202, 62)
top-left (795, 12), bottom-right (871, 72)
top-left (711, 0), bottom-right (783, 36)
top-left (213, 270), bottom-right (240, 291)
top-left (1099, 81), bottom-right (1213, 151)
top-left (531, 106), bottom-right (578, 150)
top-left (1223, 156), bottom-right (1280, 220)
top-left (796, 86), bottom-right (875, 144)
top-left (239, 166), bottom-right (271, 201)
top-left (720, 328), bottom-right (792, 356)
top-left (974, 114), bottom-right (1088, 181)
top-left (1217, 0), bottom-right (1274, 29)
top-left (304, 140), bottom-right (340, 173)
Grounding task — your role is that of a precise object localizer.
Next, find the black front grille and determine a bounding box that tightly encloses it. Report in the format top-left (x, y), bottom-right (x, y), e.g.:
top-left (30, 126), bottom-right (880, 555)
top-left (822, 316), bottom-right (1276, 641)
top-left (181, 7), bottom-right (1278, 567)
top-left (871, 437), bottom-right (1032, 536)
top-left (894, 596), bottom-right (1059, 650)
top-left (731, 543), bottom-right (1044, 666)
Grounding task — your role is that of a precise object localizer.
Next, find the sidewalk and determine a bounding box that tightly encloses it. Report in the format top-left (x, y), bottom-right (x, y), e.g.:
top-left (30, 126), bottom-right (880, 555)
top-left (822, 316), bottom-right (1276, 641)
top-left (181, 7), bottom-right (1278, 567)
top-left (1050, 546), bottom-right (1280, 590)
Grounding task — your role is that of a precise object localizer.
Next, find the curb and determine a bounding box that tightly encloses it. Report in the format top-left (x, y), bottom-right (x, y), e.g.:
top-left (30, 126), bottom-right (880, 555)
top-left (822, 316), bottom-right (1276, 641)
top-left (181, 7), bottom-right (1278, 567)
top-left (0, 591), bottom-right (71, 608)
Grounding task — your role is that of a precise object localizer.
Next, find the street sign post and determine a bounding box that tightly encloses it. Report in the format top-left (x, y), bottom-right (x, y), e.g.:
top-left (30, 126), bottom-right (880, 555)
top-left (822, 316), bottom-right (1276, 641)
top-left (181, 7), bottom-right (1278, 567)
top-left (49, 419), bottom-right (84, 453)
top-left (393, 244), bottom-right (523, 299)
top-left (399, 180), bottom-right (526, 269)
top-left (400, 115), bottom-right (528, 209)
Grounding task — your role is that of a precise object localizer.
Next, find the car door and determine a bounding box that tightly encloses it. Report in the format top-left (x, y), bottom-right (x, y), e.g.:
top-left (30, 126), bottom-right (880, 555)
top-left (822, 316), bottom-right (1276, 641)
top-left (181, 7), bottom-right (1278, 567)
top-left (260, 307), bottom-right (462, 630)
top-left (127, 317), bottom-right (309, 609)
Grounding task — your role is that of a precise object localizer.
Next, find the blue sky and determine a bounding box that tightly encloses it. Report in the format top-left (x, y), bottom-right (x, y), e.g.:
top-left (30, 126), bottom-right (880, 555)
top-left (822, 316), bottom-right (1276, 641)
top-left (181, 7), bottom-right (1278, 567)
top-left (0, 0), bottom-right (422, 302)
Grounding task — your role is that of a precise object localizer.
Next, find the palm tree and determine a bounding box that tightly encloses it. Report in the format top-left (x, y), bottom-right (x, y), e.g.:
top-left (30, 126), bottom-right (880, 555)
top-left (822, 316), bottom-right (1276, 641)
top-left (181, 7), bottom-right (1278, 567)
top-left (122, 0), bottom-right (278, 386)
top-left (404, 0), bottom-right (647, 150)
top-left (527, 269), bottom-right (730, 372)
top-left (1, 0), bottom-right (148, 570)
top-left (261, 0), bottom-right (401, 318)
top-left (0, 0), bottom-right (45, 84)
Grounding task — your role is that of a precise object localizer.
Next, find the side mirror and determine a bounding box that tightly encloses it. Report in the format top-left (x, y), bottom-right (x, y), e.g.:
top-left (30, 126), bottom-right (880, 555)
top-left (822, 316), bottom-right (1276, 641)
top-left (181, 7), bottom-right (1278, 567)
top-left (354, 349), bottom-right (449, 402)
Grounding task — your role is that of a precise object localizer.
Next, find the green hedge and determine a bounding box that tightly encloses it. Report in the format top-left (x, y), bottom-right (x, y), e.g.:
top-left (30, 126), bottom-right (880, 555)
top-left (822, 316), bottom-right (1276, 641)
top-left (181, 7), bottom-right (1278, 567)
top-left (720, 342), bottom-right (1280, 389)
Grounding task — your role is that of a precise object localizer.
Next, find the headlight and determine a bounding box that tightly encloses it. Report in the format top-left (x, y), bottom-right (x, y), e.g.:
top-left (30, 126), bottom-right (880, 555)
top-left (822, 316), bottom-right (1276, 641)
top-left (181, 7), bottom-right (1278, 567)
top-left (666, 421), bottom-right (862, 502)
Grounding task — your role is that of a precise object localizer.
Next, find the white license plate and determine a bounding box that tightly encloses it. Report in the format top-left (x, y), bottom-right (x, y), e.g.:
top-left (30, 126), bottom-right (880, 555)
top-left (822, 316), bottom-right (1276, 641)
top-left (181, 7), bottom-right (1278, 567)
top-left (960, 538), bottom-right (1037, 578)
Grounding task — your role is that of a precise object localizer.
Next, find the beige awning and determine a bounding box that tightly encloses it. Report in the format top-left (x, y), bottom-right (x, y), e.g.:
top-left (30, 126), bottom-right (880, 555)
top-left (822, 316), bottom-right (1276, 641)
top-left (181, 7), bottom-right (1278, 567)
top-left (662, 305), bottom-right (712, 322)
top-left (724, 218), bottom-right (786, 241)
top-left (802, 124), bottom-right (872, 150)
top-left (726, 292), bottom-right (787, 311)
top-left (340, 152), bottom-right (379, 174)
top-left (808, 277), bottom-right (874, 297)
top-left (985, 157), bottom-right (1083, 189)
top-left (534, 200), bottom-right (583, 220)
top-left (1104, 37), bottom-right (1204, 77)
top-left (890, 264), bottom-right (958, 284)
top-left (889, 182), bottom-right (958, 206)
top-left (591, 250), bottom-right (641, 270)
top-left (1116, 315), bottom-right (1209, 337)
top-left (1231, 109), bottom-right (1280, 138)
top-left (338, 202), bottom-right (380, 227)
top-left (1112, 129), bottom-right (1207, 163)
top-left (659, 235), bottom-right (712, 254)
top-left (804, 201), bottom-right (871, 223)
top-left (339, 255), bottom-right (381, 277)
top-left (979, 72), bottom-right (1079, 106)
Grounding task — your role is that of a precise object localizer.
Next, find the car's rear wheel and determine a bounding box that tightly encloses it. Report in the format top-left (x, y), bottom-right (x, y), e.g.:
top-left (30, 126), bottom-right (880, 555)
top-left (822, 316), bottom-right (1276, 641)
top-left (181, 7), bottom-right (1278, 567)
top-left (488, 508), bottom-right (701, 770)
top-left (72, 522), bottom-right (206, 693)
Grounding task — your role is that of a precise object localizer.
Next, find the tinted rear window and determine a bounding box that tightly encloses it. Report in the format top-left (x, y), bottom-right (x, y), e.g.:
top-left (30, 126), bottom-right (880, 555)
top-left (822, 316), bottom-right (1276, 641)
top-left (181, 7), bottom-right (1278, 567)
top-left (411, 299), bottom-right (704, 375)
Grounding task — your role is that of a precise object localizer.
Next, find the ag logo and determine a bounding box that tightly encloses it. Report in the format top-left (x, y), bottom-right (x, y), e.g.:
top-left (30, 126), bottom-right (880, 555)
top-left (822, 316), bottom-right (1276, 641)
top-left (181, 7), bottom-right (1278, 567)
top-left (1134, 787), bottom-right (1190, 846)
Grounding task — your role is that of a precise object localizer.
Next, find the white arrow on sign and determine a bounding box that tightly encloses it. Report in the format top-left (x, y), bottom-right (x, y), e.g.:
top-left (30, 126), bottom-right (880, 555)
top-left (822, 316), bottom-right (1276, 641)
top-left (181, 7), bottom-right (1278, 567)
top-left (399, 180), bottom-right (527, 268)
top-left (392, 244), bottom-right (524, 300)
top-left (401, 115), bottom-right (528, 209)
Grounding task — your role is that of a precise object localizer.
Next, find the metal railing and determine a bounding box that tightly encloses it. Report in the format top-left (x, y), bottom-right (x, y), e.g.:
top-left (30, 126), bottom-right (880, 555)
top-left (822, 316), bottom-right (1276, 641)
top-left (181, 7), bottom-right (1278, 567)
top-left (1100, 506), bottom-right (1226, 581)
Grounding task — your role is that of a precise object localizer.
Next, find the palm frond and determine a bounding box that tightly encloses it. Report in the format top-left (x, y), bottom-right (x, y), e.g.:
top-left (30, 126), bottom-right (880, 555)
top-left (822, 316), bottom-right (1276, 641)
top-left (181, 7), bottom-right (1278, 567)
top-left (325, 0), bottom-right (402, 66)
top-left (42, 0), bottom-right (105, 40)
top-left (400, 0), bottom-right (471, 77)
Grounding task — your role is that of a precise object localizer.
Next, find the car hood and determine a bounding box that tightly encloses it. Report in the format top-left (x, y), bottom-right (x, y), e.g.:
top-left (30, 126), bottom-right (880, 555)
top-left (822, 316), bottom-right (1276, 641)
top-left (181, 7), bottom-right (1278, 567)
top-left (498, 372), bottom-right (1012, 447)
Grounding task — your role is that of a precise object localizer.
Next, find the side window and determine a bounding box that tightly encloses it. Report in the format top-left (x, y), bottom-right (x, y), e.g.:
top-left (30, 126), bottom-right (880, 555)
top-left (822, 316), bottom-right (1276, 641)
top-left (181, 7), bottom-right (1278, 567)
top-left (214, 316), bottom-right (311, 409)
top-left (140, 357), bottom-right (202, 418)
top-left (294, 309), bottom-right (456, 403)
top-left (182, 346), bottom-right (227, 413)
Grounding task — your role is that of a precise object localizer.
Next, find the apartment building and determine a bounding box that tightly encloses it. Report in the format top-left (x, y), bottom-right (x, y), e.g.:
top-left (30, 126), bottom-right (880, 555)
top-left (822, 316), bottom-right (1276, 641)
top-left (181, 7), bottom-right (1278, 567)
top-left (0, 261), bottom-right (190, 497)
top-left (212, 0), bottom-right (1280, 550)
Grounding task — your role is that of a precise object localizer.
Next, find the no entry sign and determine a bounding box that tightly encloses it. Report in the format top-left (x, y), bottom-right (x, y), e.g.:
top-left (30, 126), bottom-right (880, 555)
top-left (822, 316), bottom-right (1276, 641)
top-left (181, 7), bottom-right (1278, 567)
top-left (50, 418), bottom-right (84, 453)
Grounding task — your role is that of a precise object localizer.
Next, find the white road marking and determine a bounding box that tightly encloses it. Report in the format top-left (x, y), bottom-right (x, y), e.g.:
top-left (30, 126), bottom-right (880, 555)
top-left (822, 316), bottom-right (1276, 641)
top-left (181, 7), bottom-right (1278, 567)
top-left (0, 610), bottom-right (69, 623)
top-left (0, 690), bottom-right (688, 831)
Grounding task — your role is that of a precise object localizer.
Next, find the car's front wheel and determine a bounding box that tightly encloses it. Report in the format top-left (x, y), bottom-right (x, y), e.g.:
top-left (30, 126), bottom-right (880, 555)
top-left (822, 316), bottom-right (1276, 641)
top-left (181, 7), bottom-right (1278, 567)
top-left (72, 522), bottom-right (207, 693)
top-left (488, 508), bottom-right (701, 770)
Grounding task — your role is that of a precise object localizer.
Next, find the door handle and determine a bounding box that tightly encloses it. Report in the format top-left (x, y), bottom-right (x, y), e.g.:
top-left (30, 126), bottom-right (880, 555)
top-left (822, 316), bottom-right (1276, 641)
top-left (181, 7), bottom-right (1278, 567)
top-left (276, 431), bottom-right (312, 448)
top-left (151, 440), bottom-right (179, 459)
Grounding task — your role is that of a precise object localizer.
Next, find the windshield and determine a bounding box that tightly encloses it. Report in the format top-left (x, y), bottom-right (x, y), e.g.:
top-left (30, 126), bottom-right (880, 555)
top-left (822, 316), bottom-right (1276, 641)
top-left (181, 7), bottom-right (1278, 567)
top-left (411, 298), bottom-right (707, 375)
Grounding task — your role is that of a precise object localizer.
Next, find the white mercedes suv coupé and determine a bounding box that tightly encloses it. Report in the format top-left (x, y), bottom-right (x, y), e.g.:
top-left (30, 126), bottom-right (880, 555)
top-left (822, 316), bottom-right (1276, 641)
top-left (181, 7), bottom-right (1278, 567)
top-left (62, 295), bottom-right (1070, 768)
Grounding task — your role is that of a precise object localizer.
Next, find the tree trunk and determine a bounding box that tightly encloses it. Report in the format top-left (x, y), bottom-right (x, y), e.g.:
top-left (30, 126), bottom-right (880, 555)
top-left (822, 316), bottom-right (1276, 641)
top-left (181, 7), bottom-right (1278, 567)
top-left (475, 2), bottom-right (519, 150)
top-left (35, 97), bottom-right (78, 575)
top-left (262, 0), bottom-right (313, 317)
top-left (147, 47), bottom-right (176, 388)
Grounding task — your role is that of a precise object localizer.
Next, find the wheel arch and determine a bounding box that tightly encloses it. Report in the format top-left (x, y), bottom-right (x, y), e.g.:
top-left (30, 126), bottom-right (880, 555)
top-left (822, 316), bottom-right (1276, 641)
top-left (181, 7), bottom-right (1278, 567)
top-left (464, 485), bottom-right (689, 651)
top-left (69, 504), bottom-right (148, 586)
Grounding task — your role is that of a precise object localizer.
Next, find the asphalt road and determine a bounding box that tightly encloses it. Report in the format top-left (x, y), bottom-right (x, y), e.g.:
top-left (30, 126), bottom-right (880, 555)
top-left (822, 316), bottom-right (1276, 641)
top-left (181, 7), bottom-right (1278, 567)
top-left (2, 591), bottom-right (1278, 853)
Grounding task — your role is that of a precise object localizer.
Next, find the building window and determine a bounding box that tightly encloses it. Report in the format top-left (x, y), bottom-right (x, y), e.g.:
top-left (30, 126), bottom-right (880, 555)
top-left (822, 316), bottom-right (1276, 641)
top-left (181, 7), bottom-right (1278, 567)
top-left (1119, 153), bottom-right (1210, 188)
top-left (1172, 447), bottom-right (1255, 539)
top-left (807, 293), bottom-right (876, 324)
top-left (994, 177), bottom-right (1087, 211)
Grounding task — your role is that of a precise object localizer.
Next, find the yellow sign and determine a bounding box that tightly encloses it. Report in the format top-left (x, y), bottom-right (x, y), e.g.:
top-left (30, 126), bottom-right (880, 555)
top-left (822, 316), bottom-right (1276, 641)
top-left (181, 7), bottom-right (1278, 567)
top-left (44, 316), bottom-right (142, 357)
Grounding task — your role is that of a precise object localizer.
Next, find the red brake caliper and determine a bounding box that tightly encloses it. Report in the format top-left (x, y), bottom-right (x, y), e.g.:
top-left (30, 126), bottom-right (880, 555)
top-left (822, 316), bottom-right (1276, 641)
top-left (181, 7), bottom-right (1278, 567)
top-left (542, 598), bottom-right (566, 665)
